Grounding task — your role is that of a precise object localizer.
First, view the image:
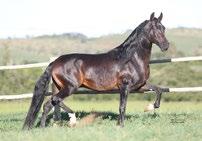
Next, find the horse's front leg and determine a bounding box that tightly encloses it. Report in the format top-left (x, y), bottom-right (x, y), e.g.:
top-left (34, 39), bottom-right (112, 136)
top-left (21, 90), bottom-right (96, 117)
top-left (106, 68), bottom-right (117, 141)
top-left (117, 79), bottom-right (130, 127)
top-left (138, 83), bottom-right (163, 111)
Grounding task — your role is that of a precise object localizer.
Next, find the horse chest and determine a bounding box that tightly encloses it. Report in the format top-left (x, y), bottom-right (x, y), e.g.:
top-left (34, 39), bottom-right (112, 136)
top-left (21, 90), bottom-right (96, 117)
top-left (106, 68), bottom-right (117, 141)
top-left (132, 53), bottom-right (150, 80)
top-left (120, 61), bottom-right (150, 85)
top-left (135, 63), bottom-right (150, 82)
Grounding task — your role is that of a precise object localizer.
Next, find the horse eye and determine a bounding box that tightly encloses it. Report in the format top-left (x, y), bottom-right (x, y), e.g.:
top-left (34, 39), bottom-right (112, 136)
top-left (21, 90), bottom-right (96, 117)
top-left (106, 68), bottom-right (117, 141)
top-left (158, 24), bottom-right (165, 31)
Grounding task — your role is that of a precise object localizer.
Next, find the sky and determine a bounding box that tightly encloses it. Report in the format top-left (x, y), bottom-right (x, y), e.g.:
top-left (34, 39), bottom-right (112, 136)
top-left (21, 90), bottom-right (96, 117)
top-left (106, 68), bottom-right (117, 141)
top-left (0, 0), bottom-right (202, 38)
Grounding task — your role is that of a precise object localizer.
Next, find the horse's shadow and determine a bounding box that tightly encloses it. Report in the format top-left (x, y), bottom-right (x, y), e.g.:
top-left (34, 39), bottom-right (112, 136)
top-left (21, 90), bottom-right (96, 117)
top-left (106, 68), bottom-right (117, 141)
top-left (36, 111), bottom-right (130, 127)
top-left (36, 111), bottom-right (159, 127)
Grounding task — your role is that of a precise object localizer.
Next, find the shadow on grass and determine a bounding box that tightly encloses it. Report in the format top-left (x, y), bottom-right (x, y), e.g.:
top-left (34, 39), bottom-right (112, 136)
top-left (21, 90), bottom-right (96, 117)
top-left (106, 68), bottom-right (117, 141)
top-left (36, 111), bottom-right (118, 127)
top-left (35, 111), bottom-right (161, 127)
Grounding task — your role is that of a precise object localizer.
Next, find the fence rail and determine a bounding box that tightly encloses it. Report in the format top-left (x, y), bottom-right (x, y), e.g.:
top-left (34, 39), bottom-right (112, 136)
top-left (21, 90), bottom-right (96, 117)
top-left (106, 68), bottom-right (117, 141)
top-left (0, 62), bottom-right (49, 70)
top-left (1, 87), bottom-right (202, 100)
top-left (0, 93), bottom-right (33, 100)
top-left (150, 56), bottom-right (202, 64)
top-left (0, 56), bottom-right (202, 100)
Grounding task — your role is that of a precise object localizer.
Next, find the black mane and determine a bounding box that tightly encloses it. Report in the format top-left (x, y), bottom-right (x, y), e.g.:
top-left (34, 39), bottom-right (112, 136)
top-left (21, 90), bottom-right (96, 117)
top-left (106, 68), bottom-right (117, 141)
top-left (122, 20), bottom-right (148, 46)
top-left (108, 20), bottom-right (149, 60)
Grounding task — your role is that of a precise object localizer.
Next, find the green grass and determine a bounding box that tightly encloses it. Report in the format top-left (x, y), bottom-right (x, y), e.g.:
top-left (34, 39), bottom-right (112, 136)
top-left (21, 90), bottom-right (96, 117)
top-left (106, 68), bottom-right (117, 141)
top-left (0, 100), bottom-right (202, 141)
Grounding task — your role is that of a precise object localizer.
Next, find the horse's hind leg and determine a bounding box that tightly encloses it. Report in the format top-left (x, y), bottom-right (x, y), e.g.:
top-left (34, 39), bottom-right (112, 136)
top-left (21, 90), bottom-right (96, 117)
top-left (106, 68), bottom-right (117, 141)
top-left (40, 100), bottom-right (54, 127)
top-left (59, 101), bottom-right (77, 127)
top-left (40, 87), bottom-right (76, 127)
top-left (59, 101), bottom-right (74, 113)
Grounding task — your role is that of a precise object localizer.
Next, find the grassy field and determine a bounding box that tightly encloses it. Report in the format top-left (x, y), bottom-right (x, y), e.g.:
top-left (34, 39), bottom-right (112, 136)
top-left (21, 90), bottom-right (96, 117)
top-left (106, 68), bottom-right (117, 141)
top-left (0, 99), bottom-right (202, 141)
top-left (0, 28), bottom-right (202, 141)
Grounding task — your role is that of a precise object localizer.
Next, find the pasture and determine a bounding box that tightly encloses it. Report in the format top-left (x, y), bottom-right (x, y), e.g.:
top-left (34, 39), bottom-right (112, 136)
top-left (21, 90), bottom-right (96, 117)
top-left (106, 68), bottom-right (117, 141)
top-left (0, 99), bottom-right (202, 141)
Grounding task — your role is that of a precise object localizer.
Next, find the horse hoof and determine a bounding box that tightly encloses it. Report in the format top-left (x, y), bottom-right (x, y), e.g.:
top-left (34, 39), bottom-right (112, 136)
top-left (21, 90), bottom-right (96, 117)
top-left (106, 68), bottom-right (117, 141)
top-left (144, 103), bottom-right (154, 112)
top-left (52, 121), bottom-right (62, 127)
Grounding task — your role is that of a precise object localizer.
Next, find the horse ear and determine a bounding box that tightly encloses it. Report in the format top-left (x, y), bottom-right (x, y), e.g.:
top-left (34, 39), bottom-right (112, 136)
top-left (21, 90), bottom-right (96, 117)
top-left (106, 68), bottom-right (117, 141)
top-left (158, 12), bottom-right (163, 22)
top-left (150, 12), bottom-right (155, 21)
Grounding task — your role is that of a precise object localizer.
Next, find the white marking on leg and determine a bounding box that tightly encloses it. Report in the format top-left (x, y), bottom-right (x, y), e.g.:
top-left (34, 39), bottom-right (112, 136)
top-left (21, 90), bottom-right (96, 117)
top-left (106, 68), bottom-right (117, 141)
top-left (149, 88), bottom-right (153, 91)
top-left (68, 113), bottom-right (77, 127)
top-left (144, 103), bottom-right (154, 112)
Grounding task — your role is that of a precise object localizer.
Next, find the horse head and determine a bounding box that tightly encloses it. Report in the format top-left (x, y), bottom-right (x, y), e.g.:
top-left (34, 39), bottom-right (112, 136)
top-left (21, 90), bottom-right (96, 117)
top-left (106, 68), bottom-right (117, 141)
top-left (145, 12), bottom-right (170, 51)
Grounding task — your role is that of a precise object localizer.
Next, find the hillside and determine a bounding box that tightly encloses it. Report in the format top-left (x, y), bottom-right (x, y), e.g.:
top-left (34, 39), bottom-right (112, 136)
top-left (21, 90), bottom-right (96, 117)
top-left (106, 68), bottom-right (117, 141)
top-left (0, 28), bottom-right (202, 65)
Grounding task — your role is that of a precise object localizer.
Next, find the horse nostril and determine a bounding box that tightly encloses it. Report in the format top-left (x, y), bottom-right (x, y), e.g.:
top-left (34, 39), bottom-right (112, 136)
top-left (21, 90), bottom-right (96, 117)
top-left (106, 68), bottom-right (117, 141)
top-left (164, 42), bottom-right (169, 50)
top-left (167, 42), bottom-right (170, 48)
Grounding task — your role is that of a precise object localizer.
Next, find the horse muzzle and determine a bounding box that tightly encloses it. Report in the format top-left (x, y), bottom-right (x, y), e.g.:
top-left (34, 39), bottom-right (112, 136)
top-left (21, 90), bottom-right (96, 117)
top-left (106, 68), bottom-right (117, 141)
top-left (160, 42), bottom-right (169, 52)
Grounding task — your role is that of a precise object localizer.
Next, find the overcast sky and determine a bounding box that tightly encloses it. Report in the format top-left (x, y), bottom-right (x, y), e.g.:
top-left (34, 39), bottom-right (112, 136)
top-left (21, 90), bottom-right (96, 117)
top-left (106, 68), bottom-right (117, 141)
top-left (0, 0), bottom-right (201, 38)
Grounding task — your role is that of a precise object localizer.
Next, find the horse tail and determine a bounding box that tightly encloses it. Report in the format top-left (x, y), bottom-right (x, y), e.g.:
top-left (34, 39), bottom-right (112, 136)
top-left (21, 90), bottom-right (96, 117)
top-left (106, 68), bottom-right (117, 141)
top-left (22, 64), bottom-right (52, 130)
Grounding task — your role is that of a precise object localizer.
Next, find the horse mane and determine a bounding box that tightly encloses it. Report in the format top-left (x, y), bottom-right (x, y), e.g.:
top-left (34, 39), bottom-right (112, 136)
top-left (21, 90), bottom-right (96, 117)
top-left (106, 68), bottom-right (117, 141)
top-left (108, 20), bottom-right (149, 60)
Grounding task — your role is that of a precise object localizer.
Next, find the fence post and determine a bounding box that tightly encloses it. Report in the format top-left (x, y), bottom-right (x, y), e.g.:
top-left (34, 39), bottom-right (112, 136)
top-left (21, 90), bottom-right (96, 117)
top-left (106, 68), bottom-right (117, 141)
top-left (49, 57), bottom-right (61, 122)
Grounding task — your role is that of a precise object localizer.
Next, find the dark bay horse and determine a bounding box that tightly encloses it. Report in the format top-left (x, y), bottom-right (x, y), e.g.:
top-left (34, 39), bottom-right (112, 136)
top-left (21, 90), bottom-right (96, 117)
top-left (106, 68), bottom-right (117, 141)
top-left (23, 12), bottom-right (169, 130)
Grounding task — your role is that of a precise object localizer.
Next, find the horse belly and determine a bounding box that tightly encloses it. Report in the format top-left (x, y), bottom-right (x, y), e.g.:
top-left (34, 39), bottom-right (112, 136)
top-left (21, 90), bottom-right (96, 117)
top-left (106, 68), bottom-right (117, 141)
top-left (83, 73), bottom-right (118, 91)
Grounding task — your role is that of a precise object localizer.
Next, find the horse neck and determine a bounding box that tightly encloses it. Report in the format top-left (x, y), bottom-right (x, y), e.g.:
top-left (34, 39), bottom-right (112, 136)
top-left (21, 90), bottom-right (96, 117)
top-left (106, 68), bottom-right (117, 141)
top-left (124, 34), bottom-right (152, 64)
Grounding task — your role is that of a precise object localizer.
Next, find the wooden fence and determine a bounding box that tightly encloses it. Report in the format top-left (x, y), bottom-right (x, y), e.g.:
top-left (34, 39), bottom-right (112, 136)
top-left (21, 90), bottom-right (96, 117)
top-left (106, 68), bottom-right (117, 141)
top-left (0, 56), bottom-right (202, 100)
